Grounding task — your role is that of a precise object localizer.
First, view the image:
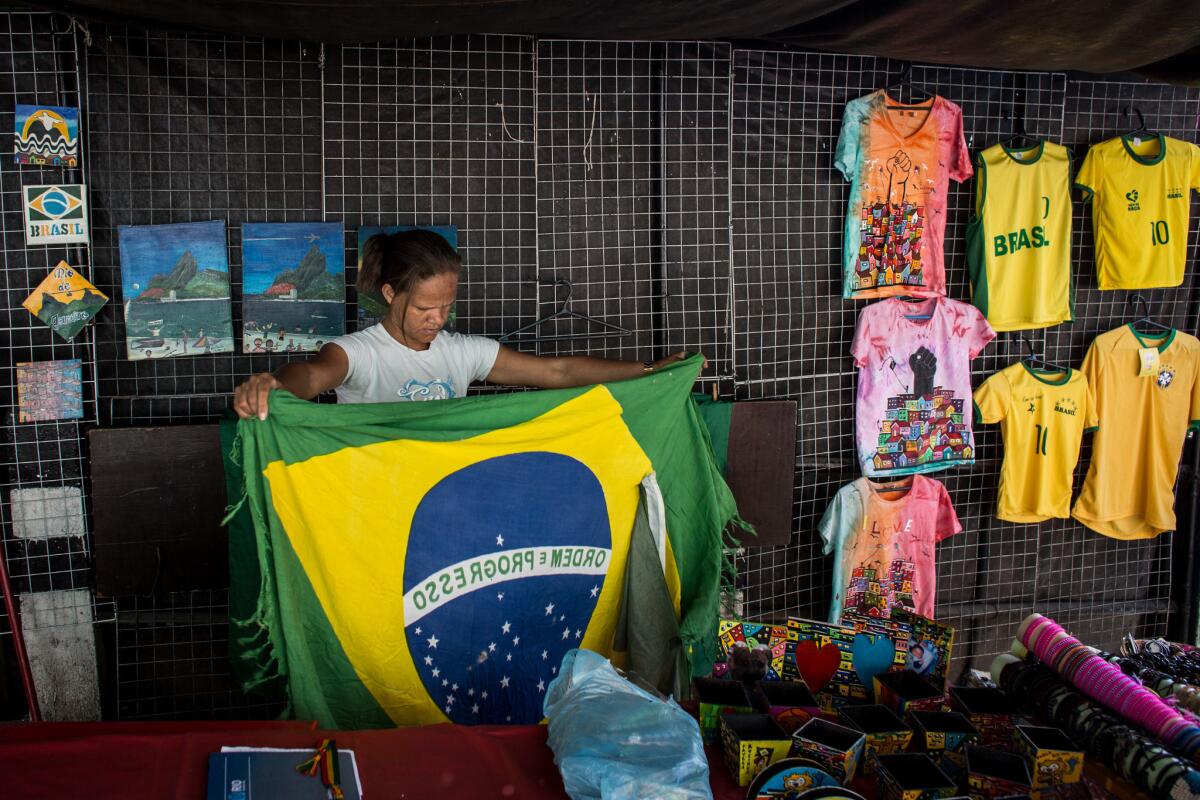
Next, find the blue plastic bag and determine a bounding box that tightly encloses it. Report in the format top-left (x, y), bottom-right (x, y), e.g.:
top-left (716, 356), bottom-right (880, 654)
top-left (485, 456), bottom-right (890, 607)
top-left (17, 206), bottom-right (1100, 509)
top-left (543, 649), bottom-right (712, 800)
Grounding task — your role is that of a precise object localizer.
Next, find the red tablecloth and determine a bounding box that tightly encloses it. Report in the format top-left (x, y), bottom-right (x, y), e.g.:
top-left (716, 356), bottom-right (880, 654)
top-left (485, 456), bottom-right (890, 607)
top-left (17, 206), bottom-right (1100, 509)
top-left (0, 720), bottom-right (750, 799)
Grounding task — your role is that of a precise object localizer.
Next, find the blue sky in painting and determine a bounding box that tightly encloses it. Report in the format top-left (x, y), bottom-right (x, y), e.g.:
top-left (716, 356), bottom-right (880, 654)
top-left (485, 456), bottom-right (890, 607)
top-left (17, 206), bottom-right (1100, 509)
top-left (117, 220), bottom-right (228, 293)
top-left (242, 222), bottom-right (344, 295)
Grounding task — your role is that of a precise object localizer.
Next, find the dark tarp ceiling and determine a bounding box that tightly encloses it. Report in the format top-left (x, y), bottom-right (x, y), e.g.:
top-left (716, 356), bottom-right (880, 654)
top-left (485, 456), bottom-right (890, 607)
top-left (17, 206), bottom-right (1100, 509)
top-left (30, 0), bottom-right (1200, 84)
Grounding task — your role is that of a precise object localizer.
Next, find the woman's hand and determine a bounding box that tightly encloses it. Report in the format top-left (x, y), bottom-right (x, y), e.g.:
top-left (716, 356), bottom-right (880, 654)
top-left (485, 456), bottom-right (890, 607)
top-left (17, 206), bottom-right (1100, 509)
top-left (651, 351), bottom-right (691, 371)
top-left (234, 372), bottom-right (282, 420)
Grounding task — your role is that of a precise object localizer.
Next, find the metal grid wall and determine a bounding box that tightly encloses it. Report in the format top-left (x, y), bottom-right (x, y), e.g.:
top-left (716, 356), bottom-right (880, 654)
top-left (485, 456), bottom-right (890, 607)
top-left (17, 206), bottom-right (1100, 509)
top-left (0, 11), bottom-right (1198, 718)
top-left (81, 25), bottom-right (323, 718)
top-left (731, 51), bottom-right (1200, 672)
top-left (0, 12), bottom-right (100, 719)
top-left (325, 35), bottom-right (538, 342)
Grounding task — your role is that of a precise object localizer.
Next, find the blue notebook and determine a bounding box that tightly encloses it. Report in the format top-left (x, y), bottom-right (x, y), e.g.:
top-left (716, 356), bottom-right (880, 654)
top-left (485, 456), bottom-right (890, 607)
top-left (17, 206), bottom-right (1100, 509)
top-left (206, 748), bottom-right (362, 800)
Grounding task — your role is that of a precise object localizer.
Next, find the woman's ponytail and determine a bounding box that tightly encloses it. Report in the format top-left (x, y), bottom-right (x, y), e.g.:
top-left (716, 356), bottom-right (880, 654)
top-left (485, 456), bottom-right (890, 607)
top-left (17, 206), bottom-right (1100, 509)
top-left (357, 233), bottom-right (389, 295)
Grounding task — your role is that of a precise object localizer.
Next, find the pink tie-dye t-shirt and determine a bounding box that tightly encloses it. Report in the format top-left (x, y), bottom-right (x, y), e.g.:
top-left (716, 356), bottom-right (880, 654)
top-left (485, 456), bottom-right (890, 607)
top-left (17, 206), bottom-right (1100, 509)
top-left (852, 297), bottom-right (995, 478)
top-left (818, 475), bottom-right (962, 621)
top-left (835, 91), bottom-right (973, 300)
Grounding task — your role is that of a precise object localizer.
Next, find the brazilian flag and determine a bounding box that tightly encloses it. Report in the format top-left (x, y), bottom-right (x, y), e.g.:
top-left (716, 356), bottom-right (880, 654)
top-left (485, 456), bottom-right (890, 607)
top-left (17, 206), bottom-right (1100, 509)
top-left (225, 355), bottom-right (741, 728)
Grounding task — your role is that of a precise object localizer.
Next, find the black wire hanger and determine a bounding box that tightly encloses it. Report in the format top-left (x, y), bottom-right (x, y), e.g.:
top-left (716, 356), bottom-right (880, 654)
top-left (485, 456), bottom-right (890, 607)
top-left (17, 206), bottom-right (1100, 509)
top-left (1020, 336), bottom-right (1069, 375)
top-left (498, 278), bottom-right (632, 344)
top-left (1123, 105), bottom-right (1157, 138)
top-left (1002, 107), bottom-right (1039, 150)
top-left (1127, 293), bottom-right (1172, 334)
top-left (884, 62), bottom-right (934, 107)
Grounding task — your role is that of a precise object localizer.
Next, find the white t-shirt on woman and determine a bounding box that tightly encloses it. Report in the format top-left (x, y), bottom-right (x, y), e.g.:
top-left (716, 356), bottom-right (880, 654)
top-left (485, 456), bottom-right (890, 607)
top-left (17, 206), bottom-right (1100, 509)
top-left (330, 324), bottom-right (500, 403)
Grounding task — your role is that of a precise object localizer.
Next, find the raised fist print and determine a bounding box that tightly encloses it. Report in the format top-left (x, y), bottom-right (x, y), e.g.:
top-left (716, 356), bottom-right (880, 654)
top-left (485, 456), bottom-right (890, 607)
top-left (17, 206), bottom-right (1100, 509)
top-left (909, 345), bottom-right (937, 397)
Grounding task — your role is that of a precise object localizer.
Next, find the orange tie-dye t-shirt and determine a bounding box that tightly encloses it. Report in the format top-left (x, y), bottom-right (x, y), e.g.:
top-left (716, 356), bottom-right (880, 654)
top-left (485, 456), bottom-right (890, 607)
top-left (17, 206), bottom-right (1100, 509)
top-left (835, 91), bottom-right (973, 300)
top-left (818, 475), bottom-right (961, 622)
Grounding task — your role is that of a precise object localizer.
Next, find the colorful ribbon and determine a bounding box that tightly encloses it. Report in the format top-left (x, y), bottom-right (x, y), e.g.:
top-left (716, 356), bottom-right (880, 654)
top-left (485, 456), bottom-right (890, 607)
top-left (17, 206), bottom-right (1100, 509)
top-left (295, 738), bottom-right (345, 800)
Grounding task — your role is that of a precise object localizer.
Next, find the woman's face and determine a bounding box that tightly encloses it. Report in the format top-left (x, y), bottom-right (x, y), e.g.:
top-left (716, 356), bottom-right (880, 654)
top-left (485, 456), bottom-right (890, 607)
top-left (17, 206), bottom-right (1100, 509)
top-left (384, 272), bottom-right (459, 346)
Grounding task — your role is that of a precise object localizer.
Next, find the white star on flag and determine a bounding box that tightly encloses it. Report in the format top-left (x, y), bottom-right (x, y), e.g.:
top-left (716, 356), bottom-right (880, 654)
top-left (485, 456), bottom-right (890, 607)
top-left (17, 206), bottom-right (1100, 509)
top-left (562, 627), bottom-right (571, 640)
top-left (497, 592), bottom-right (505, 601)
top-left (575, 629), bottom-right (582, 639)
top-left (446, 695), bottom-right (455, 705)
top-left (537, 680), bottom-right (545, 692)
top-left (488, 642), bottom-right (497, 652)
top-left (501, 621), bottom-right (511, 634)
top-left (545, 602), bottom-right (555, 616)
top-left (500, 676), bottom-right (510, 688)
top-left (506, 654), bottom-right (512, 662)
top-left (590, 585), bottom-right (600, 598)
top-left (542, 650), bottom-right (548, 660)
top-left (442, 679), bottom-right (449, 687)
top-left (451, 683), bottom-right (459, 691)
top-left (496, 534), bottom-right (504, 546)
top-left (552, 666), bottom-right (558, 674)
top-left (432, 667), bottom-right (440, 678)
top-left (424, 655), bottom-right (433, 666)
top-left (472, 704), bottom-right (480, 714)
top-left (482, 691), bottom-right (489, 699)
top-left (468, 688), bottom-right (475, 696)
top-left (415, 626), bottom-right (423, 635)
top-left (559, 614), bottom-right (566, 622)
top-left (427, 634), bottom-right (439, 649)
top-left (512, 636), bottom-right (520, 646)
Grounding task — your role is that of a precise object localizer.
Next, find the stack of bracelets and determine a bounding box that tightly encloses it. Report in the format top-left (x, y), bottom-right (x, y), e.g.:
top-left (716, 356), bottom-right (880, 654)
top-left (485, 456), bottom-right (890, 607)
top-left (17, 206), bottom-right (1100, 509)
top-left (1018, 613), bottom-right (1200, 763)
top-left (991, 653), bottom-right (1200, 799)
top-left (1099, 652), bottom-right (1200, 720)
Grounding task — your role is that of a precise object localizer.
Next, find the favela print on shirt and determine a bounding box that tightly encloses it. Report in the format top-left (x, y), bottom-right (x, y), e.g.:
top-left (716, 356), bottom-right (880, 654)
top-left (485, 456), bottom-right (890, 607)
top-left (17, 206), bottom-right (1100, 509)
top-left (835, 91), bottom-right (972, 300)
top-left (852, 297), bottom-right (995, 477)
top-left (819, 475), bottom-right (962, 621)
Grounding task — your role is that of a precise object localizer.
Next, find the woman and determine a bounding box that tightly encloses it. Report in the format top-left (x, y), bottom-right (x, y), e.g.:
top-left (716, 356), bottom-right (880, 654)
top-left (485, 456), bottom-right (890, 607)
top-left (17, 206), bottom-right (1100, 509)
top-left (233, 229), bottom-right (688, 419)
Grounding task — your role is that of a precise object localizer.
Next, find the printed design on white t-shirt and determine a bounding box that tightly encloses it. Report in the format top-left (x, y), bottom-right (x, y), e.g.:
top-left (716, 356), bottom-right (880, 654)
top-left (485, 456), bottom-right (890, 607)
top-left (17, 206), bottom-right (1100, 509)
top-left (397, 378), bottom-right (455, 401)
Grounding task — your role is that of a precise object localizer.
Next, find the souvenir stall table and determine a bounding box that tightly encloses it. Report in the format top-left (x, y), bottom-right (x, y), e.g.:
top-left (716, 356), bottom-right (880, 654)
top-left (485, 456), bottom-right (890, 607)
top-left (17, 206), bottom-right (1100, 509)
top-left (0, 720), bottom-right (763, 799)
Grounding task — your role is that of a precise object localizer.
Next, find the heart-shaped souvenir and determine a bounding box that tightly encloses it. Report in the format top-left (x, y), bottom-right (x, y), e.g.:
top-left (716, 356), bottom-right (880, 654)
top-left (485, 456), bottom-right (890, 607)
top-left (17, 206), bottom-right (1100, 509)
top-left (793, 639), bottom-right (841, 693)
top-left (852, 632), bottom-right (897, 697)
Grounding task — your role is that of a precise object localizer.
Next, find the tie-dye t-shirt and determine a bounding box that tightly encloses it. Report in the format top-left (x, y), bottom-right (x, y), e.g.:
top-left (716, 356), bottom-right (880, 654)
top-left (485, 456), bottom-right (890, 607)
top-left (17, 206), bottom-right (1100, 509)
top-left (819, 475), bottom-right (961, 621)
top-left (852, 297), bottom-right (995, 477)
top-left (835, 91), bottom-right (973, 300)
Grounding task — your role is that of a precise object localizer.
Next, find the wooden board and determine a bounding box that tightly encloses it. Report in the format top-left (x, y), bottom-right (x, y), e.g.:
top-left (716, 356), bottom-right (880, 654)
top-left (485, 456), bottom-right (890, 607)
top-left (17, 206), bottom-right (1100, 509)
top-left (726, 401), bottom-right (798, 548)
top-left (88, 425), bottom-right (227, 595)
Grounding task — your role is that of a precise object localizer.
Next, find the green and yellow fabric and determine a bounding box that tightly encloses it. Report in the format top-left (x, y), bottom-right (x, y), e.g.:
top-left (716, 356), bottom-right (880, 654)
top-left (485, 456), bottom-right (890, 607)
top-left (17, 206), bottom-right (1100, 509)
top-left (223, 355), bottom-right (741, 728)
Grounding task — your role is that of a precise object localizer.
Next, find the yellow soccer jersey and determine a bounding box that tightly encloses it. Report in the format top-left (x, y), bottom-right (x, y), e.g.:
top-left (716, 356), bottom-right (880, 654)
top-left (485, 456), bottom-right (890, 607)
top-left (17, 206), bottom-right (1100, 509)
top-left (1074, 134), bottom-right (1200, 290)
top-left (973, 362), bottom-right (1097, 523)
top-left (966, 141), bottom-right (1073, 331)
top-left (1072, 325), bottom-right (1200, 539)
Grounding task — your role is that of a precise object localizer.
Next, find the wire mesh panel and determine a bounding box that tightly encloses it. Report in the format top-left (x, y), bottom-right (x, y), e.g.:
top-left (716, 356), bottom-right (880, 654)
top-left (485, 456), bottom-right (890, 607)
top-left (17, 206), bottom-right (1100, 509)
top-left (325, 35), bottom-right (538, 343)
top-left (83, 26), bottom-right (325, 423)
top-left (534, 40), bottom-right (732, 373)
top-left (1, 10), bottom-right (1199, 719)
top-left (0, 11), bottom-right (96, 720)
top-left (81, 24), bottom-right (325, 717)
top-left (731, 49), bottom-right (1199, 673)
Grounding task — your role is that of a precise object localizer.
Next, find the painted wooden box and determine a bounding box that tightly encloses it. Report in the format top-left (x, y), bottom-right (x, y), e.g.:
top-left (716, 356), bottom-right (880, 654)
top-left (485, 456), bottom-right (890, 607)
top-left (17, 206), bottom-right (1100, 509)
top-left (693, 677), bottom-right (754, 745)
top-left (949, 686), bottom-right (1014, 749)
top-left (875, 669), bottom-right (946, 718)
top-left (876, 753), bottom-right (959, 800)
top-left (755, 679), bottom-right (821, 734)
top-left (1014, 725), bottom-right (1084, 792)
top-left (839, 703), bottom-right (913, 774)
top-left (720, 713), bottom-right (793, 787)
top-left (966, 745), bottom-right (1033, 799)
top-left (790, 717), bottom-right (866, 784)
top-left (910, 709), bottom-right (982, 780)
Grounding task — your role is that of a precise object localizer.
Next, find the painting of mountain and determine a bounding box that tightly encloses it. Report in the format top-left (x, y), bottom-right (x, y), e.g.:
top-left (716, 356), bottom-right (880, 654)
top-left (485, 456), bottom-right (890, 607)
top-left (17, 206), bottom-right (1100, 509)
top-left (21, 261), bottom-right (108, 342)
top-left (355, 224), bottom-right (457, 330)
top-left (118, 220), bottom-right (234, 360)
top-left (241, 222), bottom-right (345, 353)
